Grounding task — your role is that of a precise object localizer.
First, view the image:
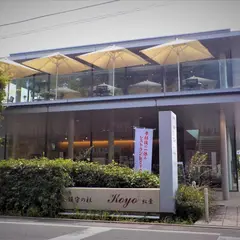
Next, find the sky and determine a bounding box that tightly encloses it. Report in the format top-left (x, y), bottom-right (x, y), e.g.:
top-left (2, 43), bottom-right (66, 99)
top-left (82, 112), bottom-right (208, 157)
top-left (0, 0), bottom-right (239, 57)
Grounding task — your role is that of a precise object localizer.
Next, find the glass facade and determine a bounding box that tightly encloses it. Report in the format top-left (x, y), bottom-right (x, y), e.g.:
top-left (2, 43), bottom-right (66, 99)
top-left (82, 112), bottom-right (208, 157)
top-left (3, 32), bottom-right (240, 193)
top-left (5, 103), bottom-right (239, 191)
top-left (4, 35), bottom-right (240, 103)
top-left (5, 58), bottom-right (240, 103)
top-left (6, 113), bottom-right (47, 159)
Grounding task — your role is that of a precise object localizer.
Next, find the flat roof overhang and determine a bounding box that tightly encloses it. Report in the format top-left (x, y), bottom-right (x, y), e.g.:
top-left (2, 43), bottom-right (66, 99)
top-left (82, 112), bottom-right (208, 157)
top-left (4, 88), bottom-right (240, 115)
top-left (9, 29), bottom-right (240, 61)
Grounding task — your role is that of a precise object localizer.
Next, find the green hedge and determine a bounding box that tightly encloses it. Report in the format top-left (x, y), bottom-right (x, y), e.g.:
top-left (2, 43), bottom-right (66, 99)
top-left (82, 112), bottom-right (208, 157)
top-left (175, 185), bottom-right (214, 222)
top-left (0, 159), bottom-right (72, 217)
top-left (0, 159), bottom-right (210, 222)
top-left (71, 161), bottom-right (159, 188)
top-left (0, 159), bottom-right (159, 217)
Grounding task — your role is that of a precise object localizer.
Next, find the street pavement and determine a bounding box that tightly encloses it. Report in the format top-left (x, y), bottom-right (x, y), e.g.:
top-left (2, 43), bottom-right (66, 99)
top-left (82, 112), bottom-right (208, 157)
top-left (0, 218), bottom-right (240, 240)
top-left (196, 206), bottom-right (240, 227)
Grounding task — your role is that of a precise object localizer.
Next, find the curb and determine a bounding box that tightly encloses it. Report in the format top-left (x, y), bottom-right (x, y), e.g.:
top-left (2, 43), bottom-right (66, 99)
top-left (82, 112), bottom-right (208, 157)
top-left (0, 215), bottom-right (240, 230)
top-left (0, 215), bottom-right (188, 226)
top-left (193, 224), bottom-right (240, 230)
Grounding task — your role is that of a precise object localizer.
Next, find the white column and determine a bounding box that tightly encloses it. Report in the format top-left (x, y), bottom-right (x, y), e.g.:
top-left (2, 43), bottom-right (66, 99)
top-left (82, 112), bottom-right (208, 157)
top-left (235, 103), bottom-right (240, 150)
top-left (220, 109), bottom-right (230, 200)
top-left (234, 103), bottom-right (240, 192)
top-left (159, 111), bottom-right (178, 213)
top-left (108, 110), bottom-right (114, 164)
top-left (227, 130), bottom-right (233, 190)
top-left (68, 112), bottom-right (75, 160)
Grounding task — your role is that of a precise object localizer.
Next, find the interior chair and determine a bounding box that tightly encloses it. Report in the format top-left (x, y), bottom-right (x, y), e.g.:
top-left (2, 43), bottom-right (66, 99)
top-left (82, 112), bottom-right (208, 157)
top-left (8, 96), bottom-right (14, 103)
top-left (93, 85), bottom-right (111, 96)
top-left (182, 78), bottom-right (202, 91)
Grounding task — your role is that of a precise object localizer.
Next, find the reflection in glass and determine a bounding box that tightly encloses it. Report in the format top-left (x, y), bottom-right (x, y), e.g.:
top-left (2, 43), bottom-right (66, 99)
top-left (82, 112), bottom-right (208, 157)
top-left (7, 113), bottom-right (47, 159)
top-left (5, 57), bottom-right (240, 102)
top-left (77, 45), bottom-right (148, 96)
top-left (5, 103), bottom-right (240, 191)
top-left (181, 59), bottom-right (219, 91)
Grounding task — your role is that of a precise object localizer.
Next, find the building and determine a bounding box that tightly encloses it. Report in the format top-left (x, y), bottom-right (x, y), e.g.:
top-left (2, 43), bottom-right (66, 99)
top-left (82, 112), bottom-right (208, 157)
top-left (3, 29), bottom-right (240, 197)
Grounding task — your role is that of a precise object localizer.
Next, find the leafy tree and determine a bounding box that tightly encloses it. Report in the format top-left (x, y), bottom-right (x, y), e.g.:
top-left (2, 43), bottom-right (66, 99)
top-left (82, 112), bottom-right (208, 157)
top-left (185, 151), bottom-right (211, 187)
top-left (0, 71), bottom-right (9, 109)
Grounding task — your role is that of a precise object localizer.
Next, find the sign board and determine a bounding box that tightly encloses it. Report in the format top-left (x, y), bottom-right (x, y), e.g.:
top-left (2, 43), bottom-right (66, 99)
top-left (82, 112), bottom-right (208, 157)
top-left (62, 188), bottom-right (160, 213)
top-left (134, 128), bottom-right (153, 172)
top-left (159, 111), bottom-right (178, 213)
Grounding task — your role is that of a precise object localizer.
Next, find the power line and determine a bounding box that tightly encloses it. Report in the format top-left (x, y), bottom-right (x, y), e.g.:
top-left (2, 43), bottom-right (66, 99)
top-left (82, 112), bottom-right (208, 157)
top-left (0, 2), bottom-right (172, 40)
top-left (0, 0), bottom-right (120, 28)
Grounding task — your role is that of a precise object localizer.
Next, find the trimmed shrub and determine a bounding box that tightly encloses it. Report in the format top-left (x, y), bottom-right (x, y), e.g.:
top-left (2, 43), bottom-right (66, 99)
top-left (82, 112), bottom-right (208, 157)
top-left (175, 185), bottom-right (214, 222)
top-left (0, 159), bottom-right (159, 217)
top-left (71, 161), bottom-right (159, 188)
top-left (71, 161), bottom-right (106, 187)
top-left (0, 158), bottom-right (209, 222)
top-left (0, 159), bottom-right (73, 217)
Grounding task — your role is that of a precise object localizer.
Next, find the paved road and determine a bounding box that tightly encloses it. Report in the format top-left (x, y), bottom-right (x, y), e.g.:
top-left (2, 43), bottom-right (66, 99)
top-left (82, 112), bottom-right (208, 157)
top-left (0, 218), bottom-right (240, 240)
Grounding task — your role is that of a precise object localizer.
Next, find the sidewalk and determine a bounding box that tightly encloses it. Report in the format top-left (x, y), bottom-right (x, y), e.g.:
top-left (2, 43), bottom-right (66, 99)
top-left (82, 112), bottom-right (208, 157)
top-left (195, 206), bottom-right (240, 227)
top-left (195, 191), bottom-right (240, 228)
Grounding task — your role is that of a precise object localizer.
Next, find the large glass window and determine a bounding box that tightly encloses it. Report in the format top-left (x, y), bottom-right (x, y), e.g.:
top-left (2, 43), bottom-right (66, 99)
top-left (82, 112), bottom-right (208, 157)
top-left (6, 36), bottom-right (240, 103)
top-left (6, 113), bottom-right (47, 159)
top-left (174, 103), bottom-right (238, 191)
top-left (4, 102), bottom-right (239, 191)
top-left (52, 71), bottom-right (93, 100)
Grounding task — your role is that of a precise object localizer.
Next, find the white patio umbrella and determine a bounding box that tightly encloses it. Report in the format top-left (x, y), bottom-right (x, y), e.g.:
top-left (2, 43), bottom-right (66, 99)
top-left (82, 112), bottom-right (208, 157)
top-left (128, 80), bottom-right (162, 94)
top-left (23, 53), bottom-right (90, 99)
top-left (140, 39), bottom-right (214, 91)
top-left (40, 86), bottom-right (80, 100)
top-left (53, 86), bottom-right (78, 94)
top-left (0, 58), bottom-right (39, 102)
top-left (52, 86), bottom-right (81, 99)
top-left (77, 45), bottom-right (148, 96)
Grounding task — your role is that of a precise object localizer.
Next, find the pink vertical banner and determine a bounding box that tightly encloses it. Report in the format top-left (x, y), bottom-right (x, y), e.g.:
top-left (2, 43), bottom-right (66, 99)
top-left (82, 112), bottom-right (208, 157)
top-left (134, 128), bottom-right (153, 172)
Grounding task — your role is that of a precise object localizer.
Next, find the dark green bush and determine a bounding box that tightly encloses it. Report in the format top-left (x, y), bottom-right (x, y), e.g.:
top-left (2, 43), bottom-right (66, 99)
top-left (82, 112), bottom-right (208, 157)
top-left (175, 185), bottom-right (214, 222)
top-left (0, 159), bottom-right (72, 217)
top-left (71, 161), bottom-right (106, 187)
top-left (0, 158), bottom-right (208, 222)
top-left (71, 161), bottom-right (159, 188)
top-left (0, 159), bottom-right (159, 217)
